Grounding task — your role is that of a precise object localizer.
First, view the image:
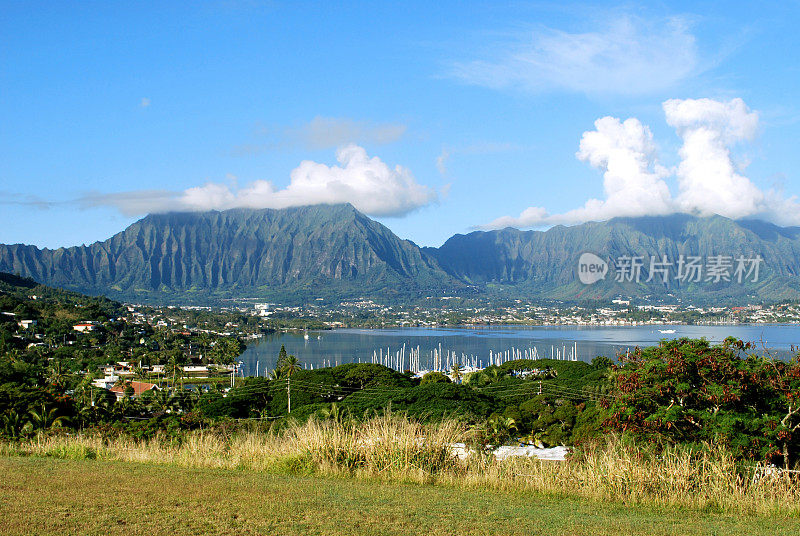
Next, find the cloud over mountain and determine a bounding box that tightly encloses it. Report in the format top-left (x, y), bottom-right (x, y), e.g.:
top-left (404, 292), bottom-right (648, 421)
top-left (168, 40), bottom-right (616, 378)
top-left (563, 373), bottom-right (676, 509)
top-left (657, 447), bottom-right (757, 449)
top-left (81, 145), bottom-right (437, 218)
top-left (483, 98), bottom-right (800, 230)
top-left (664, 97), bottom-right (764, 219)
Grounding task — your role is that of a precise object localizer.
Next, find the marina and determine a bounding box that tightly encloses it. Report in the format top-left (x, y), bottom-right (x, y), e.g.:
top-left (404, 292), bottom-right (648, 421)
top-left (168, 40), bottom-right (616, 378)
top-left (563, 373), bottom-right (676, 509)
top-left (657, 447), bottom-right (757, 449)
top-left (238, 324), bottom-right (800, 376)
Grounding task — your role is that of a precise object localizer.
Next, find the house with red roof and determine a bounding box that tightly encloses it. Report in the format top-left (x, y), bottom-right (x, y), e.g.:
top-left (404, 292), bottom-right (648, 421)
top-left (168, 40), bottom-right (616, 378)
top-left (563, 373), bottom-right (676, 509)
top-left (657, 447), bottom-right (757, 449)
top-left (109, 381), bottom-right (158, 401)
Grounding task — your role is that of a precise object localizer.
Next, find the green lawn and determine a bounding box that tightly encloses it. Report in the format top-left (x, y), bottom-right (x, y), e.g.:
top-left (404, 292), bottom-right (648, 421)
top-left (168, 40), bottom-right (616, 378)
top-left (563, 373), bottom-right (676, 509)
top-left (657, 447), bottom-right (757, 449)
top-left (0, 457), bottom-right (795, 535)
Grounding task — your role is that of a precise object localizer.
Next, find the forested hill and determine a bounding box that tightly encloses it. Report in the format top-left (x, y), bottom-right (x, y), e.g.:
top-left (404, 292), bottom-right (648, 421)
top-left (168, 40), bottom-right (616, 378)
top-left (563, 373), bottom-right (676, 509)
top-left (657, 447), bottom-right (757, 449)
top-left (428, 214), bottom-right (800, 302)
top-left (0, 270), bottom-right (123, 331)
top-left (2, 206), bottom-right (800, 304)
top-left (0, 204), bottom-right (459, 303)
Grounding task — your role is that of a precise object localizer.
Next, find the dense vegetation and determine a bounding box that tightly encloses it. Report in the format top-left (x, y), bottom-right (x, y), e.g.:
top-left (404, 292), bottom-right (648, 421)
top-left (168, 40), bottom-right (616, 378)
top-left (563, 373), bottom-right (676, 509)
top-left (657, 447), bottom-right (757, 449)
top-left (3, 273), bottom-right (800, 471)
top-left (0, 273), bottom-right (253, 439)
top-left (605, 338), bottom-right (800, 466)
top-left (5, 331), bottom-right (800, 468)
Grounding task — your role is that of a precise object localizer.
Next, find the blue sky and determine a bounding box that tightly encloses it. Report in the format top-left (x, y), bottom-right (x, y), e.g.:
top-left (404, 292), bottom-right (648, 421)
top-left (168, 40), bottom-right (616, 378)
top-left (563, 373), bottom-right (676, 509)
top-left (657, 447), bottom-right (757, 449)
top-left (2, 1), bottom-right (800, 248)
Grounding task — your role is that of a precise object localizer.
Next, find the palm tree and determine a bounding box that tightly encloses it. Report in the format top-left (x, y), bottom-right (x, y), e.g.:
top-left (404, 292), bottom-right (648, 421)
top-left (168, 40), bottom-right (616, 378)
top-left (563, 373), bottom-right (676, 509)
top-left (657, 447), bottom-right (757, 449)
top-left (132, 366), bottom-right (147, 381)
top-left (112, 396), bottom-right (134, 420)
top-left (177, 388), bottom-right (199, 413)
top-left (47, 360), bottom-right (69, 390)
top-left (198, 332), bottom-right (212, 362)
top-left (114, 375), bottom-right (132, 396)
top-left (450, 363), bottom-right (464, 384)
top-left (317, 403), bottom-right (348, 424)
top-left (144, 388), bottom-right (178, 414)
top-left (486, 414), bottom-right (519, 446)
top-left (1, 410), bottom-right (28, 439)
top-left (73, 373), bottom-right (95, 409)
top-left (28, 404), bottom-right (70, 432)
top-left (165, 356), bottom-right (180, 388)
top-left (75, 402), bottom-right (96, 429)
top-left (283, 355), bottom-right (301, 413)
top-left (43, 333), bottom-right (57, 349)
top-left (92, 394), bottom-right (114, 422)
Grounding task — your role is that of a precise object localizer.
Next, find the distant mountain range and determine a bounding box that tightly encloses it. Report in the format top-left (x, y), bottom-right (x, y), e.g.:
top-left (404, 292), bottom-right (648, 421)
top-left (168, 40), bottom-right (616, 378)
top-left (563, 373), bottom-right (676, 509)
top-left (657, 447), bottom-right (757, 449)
top-left (430, 215), bottom-right (800, 302)
top-left (2, 204), bottom-right (799, 304)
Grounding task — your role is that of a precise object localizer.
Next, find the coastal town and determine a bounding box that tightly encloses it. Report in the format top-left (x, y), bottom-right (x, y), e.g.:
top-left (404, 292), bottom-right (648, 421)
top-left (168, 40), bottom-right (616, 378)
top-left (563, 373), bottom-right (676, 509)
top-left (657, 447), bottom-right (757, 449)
top-left (8, 285), bottom-right (799, 404)
top-left (243, 297), bottom-right (800, 329)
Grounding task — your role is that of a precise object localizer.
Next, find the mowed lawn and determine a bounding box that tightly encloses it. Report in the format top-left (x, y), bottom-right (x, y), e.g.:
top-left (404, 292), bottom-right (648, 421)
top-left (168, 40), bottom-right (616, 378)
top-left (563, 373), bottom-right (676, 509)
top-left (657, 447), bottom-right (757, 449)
top-left (0, 457), bottom-right (797, 536)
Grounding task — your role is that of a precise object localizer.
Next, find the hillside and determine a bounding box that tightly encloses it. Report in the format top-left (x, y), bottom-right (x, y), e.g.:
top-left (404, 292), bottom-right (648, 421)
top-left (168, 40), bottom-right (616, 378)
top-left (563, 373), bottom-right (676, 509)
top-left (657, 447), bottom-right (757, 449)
top-left (429, 214), bottom-right (800, 302)
top-left (0, 271), bottom-right (122, 320)
top-left (0, 204), bottom-right (460, 303)
top-left (2, 207), bottom-right (800, 303)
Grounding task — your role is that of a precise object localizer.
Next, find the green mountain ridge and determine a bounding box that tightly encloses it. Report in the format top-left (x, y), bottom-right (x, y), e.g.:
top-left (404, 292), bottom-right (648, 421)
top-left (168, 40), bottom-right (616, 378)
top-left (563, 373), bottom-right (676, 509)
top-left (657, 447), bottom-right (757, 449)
top-left (429, 214), bottom-right (800, 301)
top-left (2, 205), bottom-right (800, 304)
top-left (0, 204), bottom-right (460, 303)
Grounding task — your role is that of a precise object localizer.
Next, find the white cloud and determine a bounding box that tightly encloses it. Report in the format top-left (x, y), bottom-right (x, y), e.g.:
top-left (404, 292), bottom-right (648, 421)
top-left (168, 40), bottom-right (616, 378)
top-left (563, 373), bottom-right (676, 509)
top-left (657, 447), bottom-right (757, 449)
top-left (80, 145), bottom-right (437, 218)
top-left (482, 98), bottom-right (800, 230)
top-left (481, 116), bottom-right (673, 229)
top-left (0, 191), bottom-right (57, 210)
top-left (761, 189), bottom-right (800, 227)
top-left (79, 190), bottom-right (176, 215)
top-left (570, 117), bottom-right (673, 219)
top-left (179, 182), bottom-right (239, 212)
top-left (481, 206), bottom-right (549, 230)
top-left (451, 14), bottom-right (699, 95)
top-left (663, 98), bottom-right (765, 219)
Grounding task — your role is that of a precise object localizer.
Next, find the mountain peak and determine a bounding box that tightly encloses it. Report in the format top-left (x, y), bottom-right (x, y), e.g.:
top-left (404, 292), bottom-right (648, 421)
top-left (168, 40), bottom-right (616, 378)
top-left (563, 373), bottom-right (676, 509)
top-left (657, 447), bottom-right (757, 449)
top-left (0, 203), bottom-right (455, 304)
top-left (1, 210), bottom-right (799, 304)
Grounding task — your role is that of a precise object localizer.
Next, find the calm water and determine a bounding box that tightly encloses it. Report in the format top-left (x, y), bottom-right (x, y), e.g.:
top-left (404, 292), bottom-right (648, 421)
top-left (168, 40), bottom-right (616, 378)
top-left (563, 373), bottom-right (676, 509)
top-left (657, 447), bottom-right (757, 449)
top-left (238, 324), bottom-right (800, 376)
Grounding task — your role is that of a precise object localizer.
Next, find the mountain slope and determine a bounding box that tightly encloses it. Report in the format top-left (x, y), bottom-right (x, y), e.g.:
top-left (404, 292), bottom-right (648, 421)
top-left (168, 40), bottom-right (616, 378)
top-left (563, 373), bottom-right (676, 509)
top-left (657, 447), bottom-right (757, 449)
top-left (0, 204), bottom-right (459, 302)
top-left (2, 208), bottom-right (800, 304)
top-left (429, 214), bottom-right (800, 301)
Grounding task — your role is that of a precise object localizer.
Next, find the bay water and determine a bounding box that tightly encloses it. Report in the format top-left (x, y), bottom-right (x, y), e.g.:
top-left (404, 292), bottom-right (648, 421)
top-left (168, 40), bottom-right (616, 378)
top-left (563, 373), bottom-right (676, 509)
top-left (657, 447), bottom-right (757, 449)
top-left (238, 324), bottom-right (800, 377)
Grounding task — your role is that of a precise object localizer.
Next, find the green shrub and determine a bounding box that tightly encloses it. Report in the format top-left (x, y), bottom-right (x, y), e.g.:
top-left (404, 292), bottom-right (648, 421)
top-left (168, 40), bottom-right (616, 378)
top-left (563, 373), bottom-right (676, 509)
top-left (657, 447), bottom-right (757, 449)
top-left (45, 443), bottom-right (96, 460)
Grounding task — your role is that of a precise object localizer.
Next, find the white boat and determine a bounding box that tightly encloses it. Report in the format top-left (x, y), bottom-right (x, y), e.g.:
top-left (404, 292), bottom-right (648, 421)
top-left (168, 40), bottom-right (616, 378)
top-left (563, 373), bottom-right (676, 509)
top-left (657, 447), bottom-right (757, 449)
top-left (658, 329), bottom-right (676, 334)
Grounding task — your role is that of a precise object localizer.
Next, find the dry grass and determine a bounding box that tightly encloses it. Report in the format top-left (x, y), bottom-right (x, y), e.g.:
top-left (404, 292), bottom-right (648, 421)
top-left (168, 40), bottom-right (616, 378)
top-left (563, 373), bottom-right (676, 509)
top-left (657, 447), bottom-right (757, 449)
top-left (6, 457), bottom-right (796, 536)
top-left (3, 413), bottom-right (799, 517)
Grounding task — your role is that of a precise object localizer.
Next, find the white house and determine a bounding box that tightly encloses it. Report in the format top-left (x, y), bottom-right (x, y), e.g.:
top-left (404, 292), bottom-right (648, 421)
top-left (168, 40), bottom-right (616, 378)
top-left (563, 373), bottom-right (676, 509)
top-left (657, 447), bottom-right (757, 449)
top-left (92, 374), bottom-right (120, 389)
top-left (73, 321), bottom-right (99, 332)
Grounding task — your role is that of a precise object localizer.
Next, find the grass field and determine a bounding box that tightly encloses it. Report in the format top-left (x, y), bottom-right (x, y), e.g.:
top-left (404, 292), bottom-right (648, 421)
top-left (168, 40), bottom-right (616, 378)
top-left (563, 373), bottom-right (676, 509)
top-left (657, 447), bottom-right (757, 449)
top-left (0, 456), bottom-right (797, 536)
top-left (7, 415), bottom-right (800, 517)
